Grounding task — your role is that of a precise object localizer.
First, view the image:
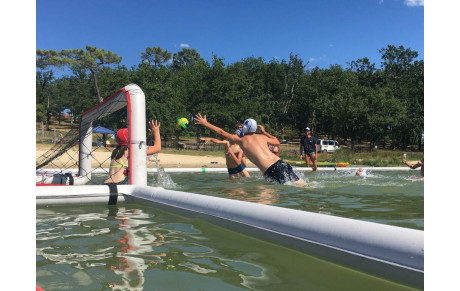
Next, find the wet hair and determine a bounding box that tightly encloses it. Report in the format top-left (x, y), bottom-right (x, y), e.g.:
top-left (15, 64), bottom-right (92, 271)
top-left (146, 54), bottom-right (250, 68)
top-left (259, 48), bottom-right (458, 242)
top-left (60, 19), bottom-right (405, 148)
top-left (111, 145), bottom-right (128, 160)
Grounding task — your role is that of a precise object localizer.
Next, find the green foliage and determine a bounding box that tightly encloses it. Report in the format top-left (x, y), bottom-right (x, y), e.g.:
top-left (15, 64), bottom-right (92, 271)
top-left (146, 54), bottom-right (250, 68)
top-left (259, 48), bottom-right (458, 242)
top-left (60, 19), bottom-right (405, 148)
top-left (37, 46), bottom-right (122, 102)
top-left (36, 104), bottom-right (46, 122)
top-left (141, 47), bottom-right (171, 68)
top-left (35, 44), bottom-right (423, 151)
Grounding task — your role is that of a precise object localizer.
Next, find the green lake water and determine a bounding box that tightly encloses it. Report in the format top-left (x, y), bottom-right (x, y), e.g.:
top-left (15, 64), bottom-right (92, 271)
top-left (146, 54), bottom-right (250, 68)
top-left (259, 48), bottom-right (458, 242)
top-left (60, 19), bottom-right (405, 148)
top-left (37, 169), bottom-right (423, 290)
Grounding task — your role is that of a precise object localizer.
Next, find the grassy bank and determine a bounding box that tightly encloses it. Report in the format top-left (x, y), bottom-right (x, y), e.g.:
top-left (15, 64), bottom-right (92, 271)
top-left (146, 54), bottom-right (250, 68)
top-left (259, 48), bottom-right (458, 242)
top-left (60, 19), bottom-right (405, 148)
top-left (164, 148), bottom-right (423, 167)
top-left (37, 142), bottom-right (423, 167)
top-left (278, 149), bottom-right (423, 167)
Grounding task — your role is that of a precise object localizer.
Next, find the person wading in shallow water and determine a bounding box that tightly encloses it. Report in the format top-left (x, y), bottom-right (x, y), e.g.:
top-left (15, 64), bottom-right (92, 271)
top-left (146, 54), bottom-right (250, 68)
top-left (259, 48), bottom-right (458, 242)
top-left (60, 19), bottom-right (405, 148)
top-left (200, 131), bottom-right (250, 179)
top-left (195, 113), bottom-right (307, 186)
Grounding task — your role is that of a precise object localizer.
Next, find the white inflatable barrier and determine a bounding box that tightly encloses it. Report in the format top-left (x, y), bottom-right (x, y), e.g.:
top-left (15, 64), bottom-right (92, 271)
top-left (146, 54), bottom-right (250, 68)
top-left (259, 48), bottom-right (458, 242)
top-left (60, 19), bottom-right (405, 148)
top-left (36, 184), bottom-right (423, 289)
top-left (36, 173), bottom-right (90, 185)
top-left (36, 185), bottom-right (129, 205)
top-left (129, 185), bottom-right (424, 289)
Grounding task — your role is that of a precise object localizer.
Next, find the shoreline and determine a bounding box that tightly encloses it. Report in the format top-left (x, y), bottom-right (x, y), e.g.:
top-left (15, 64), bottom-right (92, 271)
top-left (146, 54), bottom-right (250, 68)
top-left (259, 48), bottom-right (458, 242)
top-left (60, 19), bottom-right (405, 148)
top-left (36, 149), bottom-right (416, 170)
top-left (35, 149), bottom-right (257, 169)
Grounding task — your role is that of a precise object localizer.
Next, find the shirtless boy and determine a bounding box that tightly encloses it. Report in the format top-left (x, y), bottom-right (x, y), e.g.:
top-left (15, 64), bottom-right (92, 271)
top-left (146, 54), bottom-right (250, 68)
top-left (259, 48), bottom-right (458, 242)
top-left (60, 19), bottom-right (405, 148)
top-left (195, 114), bottom-right (307, 186)
top-left (200, 136), bottom-right (250, 178)
top-left (403, 157), bottom-right (424, 181)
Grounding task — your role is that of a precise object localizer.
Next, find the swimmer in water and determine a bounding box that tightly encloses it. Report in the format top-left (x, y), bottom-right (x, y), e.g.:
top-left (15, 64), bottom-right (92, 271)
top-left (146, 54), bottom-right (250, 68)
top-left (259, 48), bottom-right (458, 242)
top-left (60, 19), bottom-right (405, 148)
top-left (200, 131), bottom-right (250, 178)
top-left (195, 114), bottom-right (307, 186)
top-left (355, 168), bottom-right (368, 177)
top-left (403, 156), bottom-right (424, 181)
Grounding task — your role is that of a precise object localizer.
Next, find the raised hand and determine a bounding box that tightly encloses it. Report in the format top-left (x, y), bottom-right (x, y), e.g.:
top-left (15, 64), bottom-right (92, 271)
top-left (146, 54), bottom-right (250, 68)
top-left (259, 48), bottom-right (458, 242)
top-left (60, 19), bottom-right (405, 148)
top-left (148, 120), bottom-right (160, 135)
top-left (194, 113), bottom-right (207, 125)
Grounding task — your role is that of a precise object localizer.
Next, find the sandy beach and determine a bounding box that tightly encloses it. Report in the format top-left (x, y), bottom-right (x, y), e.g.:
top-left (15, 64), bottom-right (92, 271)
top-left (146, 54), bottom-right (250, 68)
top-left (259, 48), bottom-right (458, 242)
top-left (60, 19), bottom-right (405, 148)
top-left (36, 147), bottom-right (256, 169)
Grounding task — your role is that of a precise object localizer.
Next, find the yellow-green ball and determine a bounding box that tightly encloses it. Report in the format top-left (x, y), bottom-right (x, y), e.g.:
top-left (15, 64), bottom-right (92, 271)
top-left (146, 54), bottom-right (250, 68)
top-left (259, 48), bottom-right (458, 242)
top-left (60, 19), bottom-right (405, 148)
top-left (176, 118), bottom-right (189, 130)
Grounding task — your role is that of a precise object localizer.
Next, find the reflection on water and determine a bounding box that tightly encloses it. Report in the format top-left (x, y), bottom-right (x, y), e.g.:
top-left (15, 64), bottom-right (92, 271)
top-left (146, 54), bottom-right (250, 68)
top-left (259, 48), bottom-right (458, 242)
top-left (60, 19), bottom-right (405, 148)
top-left (37, 205), bottom-right (417, 291)
top-left (222, 182), bottom-right (280, 205)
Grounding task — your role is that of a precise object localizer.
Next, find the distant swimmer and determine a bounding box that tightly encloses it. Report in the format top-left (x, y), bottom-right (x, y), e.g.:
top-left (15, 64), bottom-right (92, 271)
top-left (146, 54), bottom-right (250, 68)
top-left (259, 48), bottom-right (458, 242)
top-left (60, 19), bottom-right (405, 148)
top-left (195, 114), bottom-right (307, 186)
top-left (355, 168), bottom-right (368, 177)
top-left (403, 155), bottom-right (424, 181)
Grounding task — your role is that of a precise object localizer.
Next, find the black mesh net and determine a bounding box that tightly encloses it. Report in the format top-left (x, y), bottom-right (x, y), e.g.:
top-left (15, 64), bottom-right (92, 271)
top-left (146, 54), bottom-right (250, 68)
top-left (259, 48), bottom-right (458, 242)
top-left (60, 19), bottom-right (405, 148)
top-left (36, 88), bottom-right (130, 185)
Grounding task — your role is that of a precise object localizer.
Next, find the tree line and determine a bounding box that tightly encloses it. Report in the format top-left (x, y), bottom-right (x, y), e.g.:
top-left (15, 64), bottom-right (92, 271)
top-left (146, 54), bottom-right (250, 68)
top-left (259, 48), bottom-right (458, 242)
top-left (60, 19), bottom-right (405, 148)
top-left (36, 44), bottom-right (424, 150)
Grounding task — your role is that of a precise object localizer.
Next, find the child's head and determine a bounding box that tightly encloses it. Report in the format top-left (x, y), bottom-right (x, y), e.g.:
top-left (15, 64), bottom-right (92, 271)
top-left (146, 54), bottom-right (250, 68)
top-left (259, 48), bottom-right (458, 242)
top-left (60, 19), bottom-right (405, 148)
top-left (234, 129), bottom-right (244, 137)
top-left (116, 128), bottom-right (128, 146)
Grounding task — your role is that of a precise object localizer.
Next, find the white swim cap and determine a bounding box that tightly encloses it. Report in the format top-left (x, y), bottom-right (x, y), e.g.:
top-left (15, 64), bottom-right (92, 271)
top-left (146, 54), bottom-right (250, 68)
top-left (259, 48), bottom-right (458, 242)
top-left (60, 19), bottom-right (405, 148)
top-left (243, 118), bottom-right (257, 134)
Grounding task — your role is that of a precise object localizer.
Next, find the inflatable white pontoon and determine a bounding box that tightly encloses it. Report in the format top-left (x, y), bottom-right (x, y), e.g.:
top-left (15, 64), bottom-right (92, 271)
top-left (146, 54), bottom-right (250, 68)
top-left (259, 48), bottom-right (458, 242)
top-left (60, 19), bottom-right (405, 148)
top-left (36, 84), bottom-right (424, 289)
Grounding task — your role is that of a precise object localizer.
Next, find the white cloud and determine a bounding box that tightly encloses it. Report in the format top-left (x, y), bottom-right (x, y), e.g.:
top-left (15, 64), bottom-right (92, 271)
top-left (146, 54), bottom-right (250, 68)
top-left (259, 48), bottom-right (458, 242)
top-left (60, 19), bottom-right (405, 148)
top-left (404, 0), bottom-right (424, 6)
top-left (180, 43), bottom-right (190, 48)
top-left (309, 57), bottom-right (318, 62)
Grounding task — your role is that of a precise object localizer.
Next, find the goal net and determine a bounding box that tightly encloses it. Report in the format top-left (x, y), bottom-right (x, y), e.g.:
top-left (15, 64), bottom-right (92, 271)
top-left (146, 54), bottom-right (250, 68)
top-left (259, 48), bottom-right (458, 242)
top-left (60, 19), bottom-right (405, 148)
top-left (36, 84), bottom-right (148, 186)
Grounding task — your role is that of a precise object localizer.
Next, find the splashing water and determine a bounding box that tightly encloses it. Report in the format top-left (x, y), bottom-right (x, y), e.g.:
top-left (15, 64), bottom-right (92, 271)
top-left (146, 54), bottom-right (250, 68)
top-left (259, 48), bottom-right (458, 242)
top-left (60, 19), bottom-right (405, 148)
top-left (150, 153), bottom-right (178, 188)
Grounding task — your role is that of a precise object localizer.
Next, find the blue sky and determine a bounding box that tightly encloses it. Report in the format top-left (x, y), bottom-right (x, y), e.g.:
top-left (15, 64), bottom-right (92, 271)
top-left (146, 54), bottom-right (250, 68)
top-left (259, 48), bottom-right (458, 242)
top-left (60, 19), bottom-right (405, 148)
top-left (36, 0), bottom-right (424, 73)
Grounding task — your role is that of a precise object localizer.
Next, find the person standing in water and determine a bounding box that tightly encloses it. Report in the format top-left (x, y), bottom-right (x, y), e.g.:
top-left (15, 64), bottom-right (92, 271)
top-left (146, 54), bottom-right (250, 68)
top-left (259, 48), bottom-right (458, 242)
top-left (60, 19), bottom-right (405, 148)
top-left (195, 114), bottom-right (307, 186)
top-left (200, 130), bottom-right (250, 178)
top-left (299, 127), bottom-right (318, 171)
top-left (105, 120), bottom-right (161, 184)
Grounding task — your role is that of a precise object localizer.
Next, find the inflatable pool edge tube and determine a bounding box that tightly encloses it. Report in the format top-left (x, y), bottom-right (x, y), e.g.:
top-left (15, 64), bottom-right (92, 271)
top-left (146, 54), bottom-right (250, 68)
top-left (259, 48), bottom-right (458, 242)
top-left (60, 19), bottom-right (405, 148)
top-left (36, 185), bottom-right (131, 205)
top-left (128, 185), bottom-right (424, 289)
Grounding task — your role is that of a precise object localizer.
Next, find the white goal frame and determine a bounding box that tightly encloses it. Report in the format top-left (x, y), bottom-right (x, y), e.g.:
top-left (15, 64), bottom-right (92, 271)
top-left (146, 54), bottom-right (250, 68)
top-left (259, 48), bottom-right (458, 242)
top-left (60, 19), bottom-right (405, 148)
top-left (78, 83), bottom-right (147, 186)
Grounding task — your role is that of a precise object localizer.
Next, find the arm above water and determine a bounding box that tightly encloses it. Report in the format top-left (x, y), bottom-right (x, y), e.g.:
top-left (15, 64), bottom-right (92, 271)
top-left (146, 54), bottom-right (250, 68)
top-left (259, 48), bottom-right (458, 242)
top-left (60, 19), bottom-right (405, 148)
top-left (147, 120), bottom-right (161, 155)
top-left (402, 159), bottom-right (422, 169)
top-left (195, 113), bottom-right (239, 143)
top-left (257, 124), bottom-right (280, 146)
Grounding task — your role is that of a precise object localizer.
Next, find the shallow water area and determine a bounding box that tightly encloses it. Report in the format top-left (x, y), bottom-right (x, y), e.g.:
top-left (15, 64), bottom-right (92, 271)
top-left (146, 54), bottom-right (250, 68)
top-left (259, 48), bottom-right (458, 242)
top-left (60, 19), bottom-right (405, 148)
top-left (37, 169), bottom-right (423, 290)
top-left (160, 169), bottom-right (424, 230)
top-left (37, 204), bottom-right (418, 290)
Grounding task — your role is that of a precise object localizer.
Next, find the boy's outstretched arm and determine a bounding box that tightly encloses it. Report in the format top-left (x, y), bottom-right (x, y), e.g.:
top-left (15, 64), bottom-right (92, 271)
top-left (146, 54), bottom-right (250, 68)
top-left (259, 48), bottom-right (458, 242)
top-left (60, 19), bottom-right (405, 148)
top-left (200, 137), bottom-right (229, 145)
top-left (195, 113), bottom-right (238, 143)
